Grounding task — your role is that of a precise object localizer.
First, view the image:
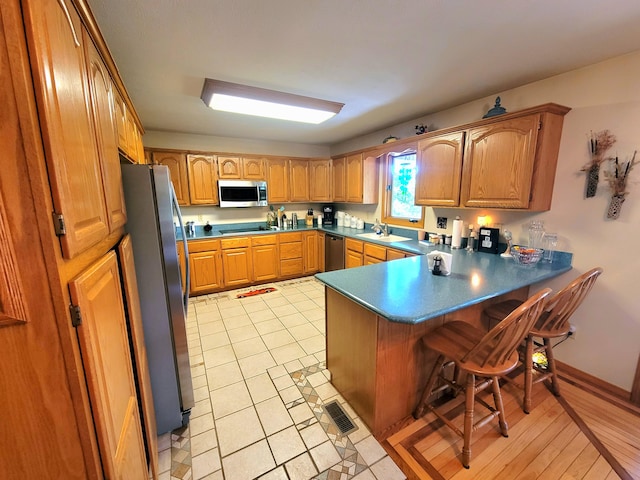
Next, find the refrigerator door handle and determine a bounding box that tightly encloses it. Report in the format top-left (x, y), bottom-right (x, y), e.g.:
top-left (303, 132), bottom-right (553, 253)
top-left (171, 185), bottom-right (190, 311)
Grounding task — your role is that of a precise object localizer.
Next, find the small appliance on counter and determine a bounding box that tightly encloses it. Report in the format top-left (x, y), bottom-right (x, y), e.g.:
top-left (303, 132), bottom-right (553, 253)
top-left (477, 227), bottom-right (500, 254)
top-left (322, 205), bottom-right (335, 225)
top-left (306, 209), bottom-right (314, 226)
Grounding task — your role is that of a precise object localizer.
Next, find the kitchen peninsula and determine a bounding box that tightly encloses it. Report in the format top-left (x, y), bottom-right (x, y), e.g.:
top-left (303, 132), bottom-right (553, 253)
top-left (315, 250), bottom-right (572, 438)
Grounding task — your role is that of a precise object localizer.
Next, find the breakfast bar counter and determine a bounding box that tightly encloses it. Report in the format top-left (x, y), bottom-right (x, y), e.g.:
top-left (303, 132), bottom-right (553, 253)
top-left (314, 250), bottom-right (572, 438)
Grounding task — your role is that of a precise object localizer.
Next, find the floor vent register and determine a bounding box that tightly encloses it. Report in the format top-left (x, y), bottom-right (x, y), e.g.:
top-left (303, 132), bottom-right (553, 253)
top-left (323, 400), bottom-right (358, 435)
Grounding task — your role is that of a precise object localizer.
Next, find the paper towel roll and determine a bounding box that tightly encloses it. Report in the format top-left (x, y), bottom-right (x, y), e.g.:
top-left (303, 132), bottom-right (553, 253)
top-left (451, 217), bottom-right (463, 248)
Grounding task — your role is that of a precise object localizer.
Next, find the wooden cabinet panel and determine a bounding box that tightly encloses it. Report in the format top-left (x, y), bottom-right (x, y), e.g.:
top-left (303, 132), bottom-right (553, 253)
top-left (242, 157), bottom-right (265, 180)
top-left (252, 243), bottom-right (279, 281)
top-left (318, 232), bottom-right (326, 273)
top-left (346, 153), bottom-right (363, 202)
top-left (217, 156), bottom-right (242, 179)
top-left (187, 154), bottom-right (218, 205)
top-left (289, 159), bottom-right (310, 202)
top-left (153, 151), bottom-right (190, 205)
top-left (415, 131), bottom-right (465, 207)
top-left (177, 242), bottom-right (187, 294)
top-left (117, 235), bottom-right (158, 479)
top-left (68, 252), bottom-right (147, 480)
top-left (279, 242), bottom-right (303, 260)
top-left (387, 248), bottom-right (409, 261)
top-left (24, 0), bottom-right (109, 258)
top-left (332, 156), bottom-right (346, 202)
top-left (461, 114), bottom-right (539, 208)
top-left (310, 159), bottom-right (332, 202)
top-left (266, 157), bottom-right (289, 203)
top-left (279, 232), bottom-right (303, 277)
top-left (85, 32), bottom-right (127, 232)
top-left (221, 247), bottom-right (252, 287)
top-left (345, 238), bottom-right (364, 269)
top-left (364, 243), bottom-right (387, 264)
top-left (113, 88), bottom-right (129, 154)
top-left (190, 250), bottom-right (223, 293)
top-left (303, 231), bottom-right (319, 274)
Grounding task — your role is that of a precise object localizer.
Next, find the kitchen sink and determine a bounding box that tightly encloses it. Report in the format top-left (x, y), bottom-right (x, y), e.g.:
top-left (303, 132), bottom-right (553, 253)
top-left (219, 226), bottom-right (270, 235)
top-left (357, 232), bottom-right (412, 242)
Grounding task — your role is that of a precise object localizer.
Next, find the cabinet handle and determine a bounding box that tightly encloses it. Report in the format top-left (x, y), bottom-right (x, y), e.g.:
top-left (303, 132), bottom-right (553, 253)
top-left (57, 0), bottom-right (81, 47)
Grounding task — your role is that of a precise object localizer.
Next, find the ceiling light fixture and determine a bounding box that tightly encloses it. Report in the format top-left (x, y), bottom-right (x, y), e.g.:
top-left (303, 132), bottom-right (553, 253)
top-left (200, 79), bottom-right (344, 124)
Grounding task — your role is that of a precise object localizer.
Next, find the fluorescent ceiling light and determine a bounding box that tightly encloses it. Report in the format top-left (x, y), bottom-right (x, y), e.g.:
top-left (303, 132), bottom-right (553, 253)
top-left (201, 79), bottom-right (344, 124)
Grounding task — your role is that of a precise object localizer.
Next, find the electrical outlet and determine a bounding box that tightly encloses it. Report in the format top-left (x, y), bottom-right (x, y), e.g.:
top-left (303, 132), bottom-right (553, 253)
top-left (568, 325), bottom-right (577, 339)
top-left (437, 217), bottom-right (448, 229)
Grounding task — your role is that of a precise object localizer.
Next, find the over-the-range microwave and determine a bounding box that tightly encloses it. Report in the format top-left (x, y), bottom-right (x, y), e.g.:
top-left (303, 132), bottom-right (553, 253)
top-left (218, 180), bottom-right (268, 208)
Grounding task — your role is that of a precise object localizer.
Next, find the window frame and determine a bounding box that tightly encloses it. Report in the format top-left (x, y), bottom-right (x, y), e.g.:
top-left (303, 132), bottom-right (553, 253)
top-left (381, 147), bottom-right (425, 228)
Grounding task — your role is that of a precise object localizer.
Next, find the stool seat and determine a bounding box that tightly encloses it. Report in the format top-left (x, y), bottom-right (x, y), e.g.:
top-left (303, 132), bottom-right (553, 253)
top-left (483, 267), bottom-right (603, 413)
top-left (413, 288), bottom-right (551, 469)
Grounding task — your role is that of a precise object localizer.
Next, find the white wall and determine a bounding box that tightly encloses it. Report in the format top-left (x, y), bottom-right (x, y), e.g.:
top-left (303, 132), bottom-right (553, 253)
top-left (334, 51), bottom-right (640, 392)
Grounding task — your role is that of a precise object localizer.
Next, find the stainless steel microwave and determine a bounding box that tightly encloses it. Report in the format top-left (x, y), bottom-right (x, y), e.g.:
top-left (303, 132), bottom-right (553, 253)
top-left (218, 180), bottom-right (268, 207)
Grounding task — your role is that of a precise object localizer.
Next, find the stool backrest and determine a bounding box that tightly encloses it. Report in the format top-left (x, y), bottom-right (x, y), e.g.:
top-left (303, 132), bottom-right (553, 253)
top-left (463, 288), bottom-right (552, 368)
top-left (536, 267), bottom-right (603, 335)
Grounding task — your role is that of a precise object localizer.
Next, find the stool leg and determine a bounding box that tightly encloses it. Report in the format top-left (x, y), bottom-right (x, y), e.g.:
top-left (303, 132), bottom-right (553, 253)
top-left (544, 338), bottom-right (561, 396)
top-left (523, 334), bottom-right (534, 414)
top-left (491, 376), bottom-right (509, 437)
top-left (461, 372), bottom-right (475, 469)
top-left (413, 354), bottom-right (445, 419)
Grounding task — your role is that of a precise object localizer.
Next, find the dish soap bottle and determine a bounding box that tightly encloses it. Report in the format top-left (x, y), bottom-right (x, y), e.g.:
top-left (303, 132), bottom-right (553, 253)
top-left (306, 209), bottom-right (314, 227)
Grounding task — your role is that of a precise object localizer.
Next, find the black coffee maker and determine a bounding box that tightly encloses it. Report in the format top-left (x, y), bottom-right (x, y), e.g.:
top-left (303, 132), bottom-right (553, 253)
top-left (322, 205), bottom-right (335, 225)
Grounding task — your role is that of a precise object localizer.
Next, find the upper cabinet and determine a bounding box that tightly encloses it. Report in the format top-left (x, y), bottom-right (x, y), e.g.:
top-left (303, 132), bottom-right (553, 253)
top-left (112, 74), bottom-right (144, 164)
top-left (332, 157), bottom-right (346, 202)
top-left (266, 157), bottom-right (289, 203)
top-left (309, 159), bottom-right (332, 202)
top-left (152, 151), bottom-right (190, 205)
top-left (345, 153), bottom-right (379, 204)
top-left (415, 103), bottom-right (570, 211)
top-left (289, 159), bottom-right (310, 202)
top-left (218, 156), bottom-right (265, 180)
top-left (187, 154), bottom-right (218, 205)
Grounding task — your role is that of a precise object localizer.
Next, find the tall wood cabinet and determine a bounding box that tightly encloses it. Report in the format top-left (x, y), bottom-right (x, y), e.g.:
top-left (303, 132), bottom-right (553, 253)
top-left (289, 158), bottom-right (310, 202)
top-left (153, 151), bottom-right (190, 205)
top-left (1, 0), bottom-right (155, 477)
top-left (266, 157), bottom-right (290, 203)
top-left (309, 159), bottom-right (332, 202)
top-left (331, 153), bottom-right (378, 204)
top-left (187, 154), bottom-right (218, 205)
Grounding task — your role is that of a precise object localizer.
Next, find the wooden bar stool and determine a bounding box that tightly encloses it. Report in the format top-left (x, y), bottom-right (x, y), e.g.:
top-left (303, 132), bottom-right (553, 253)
top-left (413, 288), bottom-right (551, 469)
top-left (483, 267), bottom-right (603, 413)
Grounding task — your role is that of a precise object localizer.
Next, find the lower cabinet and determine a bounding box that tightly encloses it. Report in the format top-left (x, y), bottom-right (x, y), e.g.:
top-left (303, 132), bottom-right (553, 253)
top-left (345, 238), bottom-right (364, 269)
top-left (188, 239), bottom-right (223, 294)
top-left (364, 243), bottom-right (387, 265)
top-left (303, 231), bottom-right (319, 274)
top-left (252, 235), bottom-right (279, 282)
top-left (279, 232), bottom-right (304, 277)
top-left (221, 237), bottom-right (253, 287)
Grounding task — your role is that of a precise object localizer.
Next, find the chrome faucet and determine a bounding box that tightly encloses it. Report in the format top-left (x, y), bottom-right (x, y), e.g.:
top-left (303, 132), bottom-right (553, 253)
top-left (382, 223), bottom-right (389, 236)
top-left (371, 219), bottom-right (383, 235)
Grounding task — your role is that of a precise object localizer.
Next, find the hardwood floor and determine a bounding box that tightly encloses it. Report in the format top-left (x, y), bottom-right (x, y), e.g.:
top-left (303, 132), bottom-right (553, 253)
top-left (382, 375), bottom-right (640, 479)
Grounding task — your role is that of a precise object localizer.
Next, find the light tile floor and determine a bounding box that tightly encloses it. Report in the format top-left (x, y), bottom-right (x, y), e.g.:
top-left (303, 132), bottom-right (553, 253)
top-left (157, 277), bottom-right (406, 480)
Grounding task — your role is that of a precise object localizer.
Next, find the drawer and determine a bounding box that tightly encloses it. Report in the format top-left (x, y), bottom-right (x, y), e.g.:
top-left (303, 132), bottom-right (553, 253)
top-left (364, 243), bottom-right (387, 261)
top-left (251, 234), bottom-right (277, 246)
top-left (187, 239), bottom-right (221, 253)
top-left (345, 238), bottom-right (364, 253)
top-left (280, 242), bottom-right (303, 260)
top-left (221, 237), bottom-right (251, 249)
top-left (279, 231), bottom-right (303, 243)
top-left (280, 258), bottom-right (303, 276)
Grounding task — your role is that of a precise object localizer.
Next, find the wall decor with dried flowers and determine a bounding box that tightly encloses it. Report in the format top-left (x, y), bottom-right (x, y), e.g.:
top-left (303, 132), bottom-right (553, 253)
top-left (603, 151), bottom-right (637, 219)
top-left (581, 130), bottom-right (616, 198)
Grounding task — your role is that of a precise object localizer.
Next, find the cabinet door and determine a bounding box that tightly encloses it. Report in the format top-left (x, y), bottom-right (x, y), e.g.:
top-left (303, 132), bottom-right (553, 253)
top-left (462, 115), bottom-right (539, 208)
top-left (24, 0), bottom-right (108, 258)
top-left (153, 151), bottom-right (190, 205)
top-left (415, 131), bottom-right (465, 207)
top-left (345, 250), bottom-right (364, 269)
top-left (177, 242), bottom-right (187, 293)
top-left (332, 157), bottom-right (346, 202)
top-left (310, 159), bottom-right (332, 202)
top-left (303, 231), bottom-right (319, 274)
top-left (289, 159), bottom-right (310, 202)
top-left (346, 153), bottom-right (363, 202)
top-left (68, 252), bottom-right (148, 480)
top-left (242, 157), bottom-right (265, 180)
top-left (117, 235), bottom-right (158, 480)
top-left (85, 33), bottom-right (127, 232)
top-left (252, 244), bottom-right (279, 281)
top-left (187, 154), bottom-right (218, 205)
top-left (190, 250), bottom-right (224, 293)
top-left (318, 232), bottom-right (326, 272)
top-left (222, 248), bottom-right (252, 287)
top-left (266, 157), bottom-right (289, 203)
top-left (217, 156), bottom-right (242, 179)
top-left (113, 88), bottom-right (129, 155)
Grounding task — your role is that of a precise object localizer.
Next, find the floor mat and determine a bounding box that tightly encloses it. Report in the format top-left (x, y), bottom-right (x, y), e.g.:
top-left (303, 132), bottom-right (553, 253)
top-left (235, 286), bottom-right (277, 298)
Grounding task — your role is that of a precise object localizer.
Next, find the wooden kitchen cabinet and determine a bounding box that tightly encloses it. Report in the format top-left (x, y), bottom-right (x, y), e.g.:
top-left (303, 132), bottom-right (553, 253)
top-left (221, 237), bottom-right (253, 287)
top-left (177, 241), bottom-right (187, 293)
top-left (337, 152), bottom-right (379, 204)
top-left (415, 131), bottom-right (465, 207)
top-left (252, 235), bottom-right (279, 281)
top-left (303, 231), bottom-right (319, 274)
top-left (332, 156), bottom-right (346, 202)
top-left (310, 159), bottom-right (332, 202)
top-left (266, 157), bottom-right (290, 203)
top-left (153, 151), bottom-right (190, 205)
top-left (112, 75), bottom-right (144, 164)
top-left (289, 158), bottom-right (310, 202)
top-left (279, 232), bottom-right (304, 277)
top-left (318, 232), bottom-right (326, 272)
top-left (187, 154), bottom-right (218, 205)
top-left (386, 248), bottom-right (415, 261)
top-left (188, 239), bottom-right (224, 294)
top-left (364, 243), bottom-right (387, 265)
top-left (242, 157), bottom-right (266, 179)
top-left (345, 238), bottom-right (364, 269)
top-left (217, 156), bottom-right (242, 178)
top-left (69, 251), bottom-right (148, 480)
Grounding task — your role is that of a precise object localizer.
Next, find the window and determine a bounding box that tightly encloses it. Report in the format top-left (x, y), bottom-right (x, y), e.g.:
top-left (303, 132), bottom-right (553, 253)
top-left (381, 149), bottom-right (424, 228)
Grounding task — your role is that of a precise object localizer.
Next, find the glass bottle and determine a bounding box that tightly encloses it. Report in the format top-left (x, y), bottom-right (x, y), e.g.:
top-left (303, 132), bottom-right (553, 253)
top-left (528, 220), bottom-right (545, 248)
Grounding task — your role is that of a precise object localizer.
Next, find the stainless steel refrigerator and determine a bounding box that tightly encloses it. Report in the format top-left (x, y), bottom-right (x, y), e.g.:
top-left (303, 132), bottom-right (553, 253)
top-left (121, 164), bottom-right (193, 434)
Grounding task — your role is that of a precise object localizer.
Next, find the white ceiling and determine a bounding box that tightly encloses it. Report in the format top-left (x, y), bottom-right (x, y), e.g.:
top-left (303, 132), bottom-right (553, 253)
top-left (87, 0), bottom-right (640, 146)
